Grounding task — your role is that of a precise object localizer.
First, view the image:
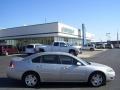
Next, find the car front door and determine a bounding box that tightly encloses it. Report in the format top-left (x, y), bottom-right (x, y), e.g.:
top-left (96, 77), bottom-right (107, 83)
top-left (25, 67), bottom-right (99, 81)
top-left (59, 42), bottom-right (68, 52)
top-left (59, 55), bottom-right (87, 82)
top-left (52, 42), bottom-right (60, 52)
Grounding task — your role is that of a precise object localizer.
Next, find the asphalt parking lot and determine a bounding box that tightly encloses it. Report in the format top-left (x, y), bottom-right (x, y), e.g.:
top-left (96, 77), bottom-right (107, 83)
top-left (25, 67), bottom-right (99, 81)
top-left (0, 49), bottom-right (120, 90)
top-left (79, 49), bottom-right (108, 58)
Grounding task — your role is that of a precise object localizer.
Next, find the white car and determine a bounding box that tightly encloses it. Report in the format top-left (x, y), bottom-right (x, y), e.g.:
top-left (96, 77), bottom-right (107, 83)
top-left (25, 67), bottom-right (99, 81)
top-left (7, 52), bottom-right (115, 88)
top-left (82, 44), bottom-right (95, 51)
top-left (25, 44), bottom-right (42, 54)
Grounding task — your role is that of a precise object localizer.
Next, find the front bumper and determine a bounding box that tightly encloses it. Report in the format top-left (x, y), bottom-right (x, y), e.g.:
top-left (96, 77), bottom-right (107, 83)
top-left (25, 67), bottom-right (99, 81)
top-left (106, 71), bottom-right (115, 81)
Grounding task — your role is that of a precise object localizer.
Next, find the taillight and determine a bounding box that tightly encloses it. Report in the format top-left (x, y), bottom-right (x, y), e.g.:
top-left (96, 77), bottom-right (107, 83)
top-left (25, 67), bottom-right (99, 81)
top-left (9, 61), bottom-right (15, 68)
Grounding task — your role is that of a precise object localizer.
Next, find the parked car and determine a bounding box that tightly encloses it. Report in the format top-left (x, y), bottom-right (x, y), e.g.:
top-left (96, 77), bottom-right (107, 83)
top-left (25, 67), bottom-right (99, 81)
top-left (82, 44), bottom-right (95, 51)
top-left (7, 52), bottom-right (115, 87)
top-left (105, 44), bottom-right (114, 49)
top-left (0, 45), bottom-right (19, 55)
top-left (32, 41), bottom-right (82, 56)
top-left (114, 44), bottom-right (120, 48)
top-left (25, 44), bottom-right (43, 55)
top-left (95, 43), bottom-right (105, 49)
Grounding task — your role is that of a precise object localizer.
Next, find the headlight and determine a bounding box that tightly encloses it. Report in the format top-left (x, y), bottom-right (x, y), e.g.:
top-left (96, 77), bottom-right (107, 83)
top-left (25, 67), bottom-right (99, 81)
top-left (106, 68), bottom-right (114, 72)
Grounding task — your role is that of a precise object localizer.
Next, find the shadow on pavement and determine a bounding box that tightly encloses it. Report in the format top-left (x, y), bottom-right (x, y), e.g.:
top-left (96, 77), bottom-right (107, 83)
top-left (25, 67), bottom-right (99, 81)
top-left (95, 49), bottom-right (104, 51)
top-left (0, 77), bottom-right (91, 88)
top-left (0, 78), bottom-right (23, 88)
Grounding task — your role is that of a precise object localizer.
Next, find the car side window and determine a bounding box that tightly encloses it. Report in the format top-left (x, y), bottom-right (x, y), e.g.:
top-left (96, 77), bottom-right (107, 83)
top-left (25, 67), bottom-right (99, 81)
top-left (41, 55), bottom-right (60, 64)
top-left (32, 56), bottom-right (41, 63)
top-left (60, 43), bottom-right (67, 47)
top-left (54, 42), bottom-right (59, 46)
top-left (59, 55), bottom-right (76, 65)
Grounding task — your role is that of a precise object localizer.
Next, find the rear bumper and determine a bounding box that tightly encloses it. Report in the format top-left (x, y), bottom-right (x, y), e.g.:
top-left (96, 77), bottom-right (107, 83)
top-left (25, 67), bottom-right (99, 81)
top-left (7, 68), bottom-right (22, 80)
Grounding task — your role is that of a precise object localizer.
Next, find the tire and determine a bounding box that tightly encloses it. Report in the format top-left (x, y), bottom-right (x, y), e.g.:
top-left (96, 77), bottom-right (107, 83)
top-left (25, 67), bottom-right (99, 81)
top-left (22, 72), bottom-right (40, 88)
top-left (90, 48), bottom-right (94, 51)
top-left (69, 50), bottom-right (77, 56)
top-left (39, 48), bottom-right (44, 53)
top-left (88, 72), bottom-right (106, 87)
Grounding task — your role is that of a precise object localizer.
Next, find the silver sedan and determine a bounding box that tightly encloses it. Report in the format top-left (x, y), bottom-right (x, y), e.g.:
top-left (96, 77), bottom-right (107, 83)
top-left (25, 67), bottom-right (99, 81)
top-left (7, 52), bottom-right (115, 88)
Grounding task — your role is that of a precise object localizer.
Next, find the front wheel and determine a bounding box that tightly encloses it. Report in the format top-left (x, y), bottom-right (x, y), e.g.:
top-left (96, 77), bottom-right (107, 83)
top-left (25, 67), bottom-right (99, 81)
top-left (88, 72), bottom-right (106, 87)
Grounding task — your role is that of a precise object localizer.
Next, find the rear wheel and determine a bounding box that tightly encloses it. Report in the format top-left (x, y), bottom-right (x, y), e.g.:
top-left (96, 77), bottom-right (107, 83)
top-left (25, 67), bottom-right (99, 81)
top-left (22, 72), bottom-right (40, 88)
top-left (89, 72), bottom-right (106, 87)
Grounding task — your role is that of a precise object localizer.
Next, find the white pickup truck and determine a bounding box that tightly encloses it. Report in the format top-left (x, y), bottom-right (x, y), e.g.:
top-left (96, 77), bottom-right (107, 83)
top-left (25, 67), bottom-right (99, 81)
top-left (36, 41), bottom-right (82, 56)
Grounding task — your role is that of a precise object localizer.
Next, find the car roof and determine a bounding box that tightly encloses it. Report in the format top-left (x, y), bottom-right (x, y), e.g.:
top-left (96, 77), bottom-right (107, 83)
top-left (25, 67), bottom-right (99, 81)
top-left (27, 44), bottom-right (42, 46)
top-left (26, 52), bottom-right (76, 59)
top-left (38, 52), bottom-right (73, 56)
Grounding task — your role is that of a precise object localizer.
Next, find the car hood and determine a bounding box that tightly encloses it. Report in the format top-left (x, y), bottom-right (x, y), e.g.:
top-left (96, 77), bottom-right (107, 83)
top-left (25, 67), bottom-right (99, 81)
top-left (90, 62), bottom-right (110, 68)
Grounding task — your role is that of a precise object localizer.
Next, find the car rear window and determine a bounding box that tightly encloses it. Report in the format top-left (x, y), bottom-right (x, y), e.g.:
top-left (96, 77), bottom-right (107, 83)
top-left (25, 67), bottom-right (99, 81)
top-left (27, 45), bottom-right (34, 48)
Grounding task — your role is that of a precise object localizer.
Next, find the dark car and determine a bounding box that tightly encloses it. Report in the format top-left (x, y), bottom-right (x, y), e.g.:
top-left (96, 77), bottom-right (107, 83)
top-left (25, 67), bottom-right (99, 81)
top-left (105, 44), bottom-right (114, 49)
top-left (0, 45), bottom-right (19, 55)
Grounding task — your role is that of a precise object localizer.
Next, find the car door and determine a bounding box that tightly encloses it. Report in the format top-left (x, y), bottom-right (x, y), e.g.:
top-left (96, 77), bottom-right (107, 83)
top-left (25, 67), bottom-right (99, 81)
top-left (39, 54), bottom-right (62, 82)
top-left (59, 55), bottom-right (87, 82)
top-left (52, 42), bottom-right (60, 52)
top-left (59, 42), bottom-right (68, 52)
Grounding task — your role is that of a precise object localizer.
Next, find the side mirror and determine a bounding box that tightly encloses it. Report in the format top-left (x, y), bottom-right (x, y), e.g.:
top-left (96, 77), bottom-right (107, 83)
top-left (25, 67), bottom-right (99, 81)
top-left (76, 62), bottom-right (82, 66)
top-left (64, 44), bottom-right (67, 47)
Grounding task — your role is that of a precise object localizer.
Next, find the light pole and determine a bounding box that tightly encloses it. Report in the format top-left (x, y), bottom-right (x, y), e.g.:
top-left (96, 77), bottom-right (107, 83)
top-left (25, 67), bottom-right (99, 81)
top-left (106, 33), bottom-right (111, 41)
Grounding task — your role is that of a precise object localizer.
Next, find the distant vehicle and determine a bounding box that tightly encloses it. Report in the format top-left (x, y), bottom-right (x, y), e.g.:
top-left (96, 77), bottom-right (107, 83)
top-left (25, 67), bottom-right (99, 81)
top-left (95, 43), bottom-right (105, 49)
top-left (105, 44), bottom-right (114, 49)
top-left (0, 45), bottom-right (18, 55)
top-left (36, 41), bottom-right (82, 56)
top-left (114, 44), bottom-right (120, 48)
top-left (7, 52), bottom-right (115, 87)
top-left (25, 44), bottom-right (43, 55)
top-left (82, 44), bottom-right (95, 51)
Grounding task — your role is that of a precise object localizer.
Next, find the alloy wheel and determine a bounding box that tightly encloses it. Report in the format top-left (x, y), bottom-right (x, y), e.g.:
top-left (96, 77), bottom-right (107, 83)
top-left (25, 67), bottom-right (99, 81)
top-left (24, 74), bottom-right (38, 87)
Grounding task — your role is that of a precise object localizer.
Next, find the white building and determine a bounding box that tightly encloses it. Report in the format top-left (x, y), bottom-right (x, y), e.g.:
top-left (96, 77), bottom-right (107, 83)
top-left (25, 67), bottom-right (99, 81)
top-left (0, 22), bottom-right (83, 47)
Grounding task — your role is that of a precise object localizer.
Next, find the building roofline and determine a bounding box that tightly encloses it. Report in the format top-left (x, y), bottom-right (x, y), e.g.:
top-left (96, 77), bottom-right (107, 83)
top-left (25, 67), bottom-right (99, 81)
top-left (1, 22), bottom-right (59, 31)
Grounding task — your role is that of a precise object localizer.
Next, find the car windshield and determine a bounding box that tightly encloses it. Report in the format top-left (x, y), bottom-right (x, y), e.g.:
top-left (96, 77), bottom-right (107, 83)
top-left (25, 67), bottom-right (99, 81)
top-left (75, 56), bottom-right (91, 65)
top-left (27, 45), bottom-right (34, 48)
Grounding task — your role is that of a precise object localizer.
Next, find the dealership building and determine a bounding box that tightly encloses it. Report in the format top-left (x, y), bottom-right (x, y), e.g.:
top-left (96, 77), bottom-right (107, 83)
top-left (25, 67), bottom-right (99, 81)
top-left (0, 22), bottom-right (93, 48)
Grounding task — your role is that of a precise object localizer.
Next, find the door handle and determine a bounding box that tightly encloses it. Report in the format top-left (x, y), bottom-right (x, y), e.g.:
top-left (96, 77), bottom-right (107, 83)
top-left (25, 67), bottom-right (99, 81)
top-left (36, 66), bottom-right (39, 68)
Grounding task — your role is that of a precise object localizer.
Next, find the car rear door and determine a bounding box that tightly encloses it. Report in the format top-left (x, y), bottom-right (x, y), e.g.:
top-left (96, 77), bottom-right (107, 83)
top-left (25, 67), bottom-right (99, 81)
top-left (39, 54), bottom-right (62, 82)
